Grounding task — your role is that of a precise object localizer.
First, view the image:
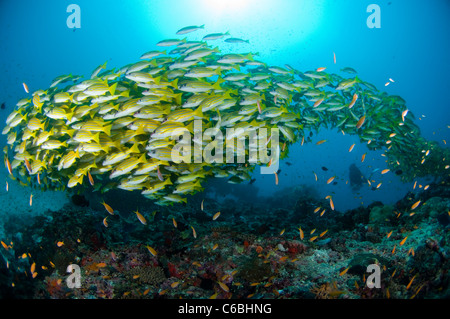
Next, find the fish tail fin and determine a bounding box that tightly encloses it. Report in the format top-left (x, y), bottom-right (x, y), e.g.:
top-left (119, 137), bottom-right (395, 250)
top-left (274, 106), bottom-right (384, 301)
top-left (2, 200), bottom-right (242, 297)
top-left (192, 105), bottom-right (204, 119)
top-left (109, 82), bottom-right (118, 96)
top-left (103, 124), bottom-right (112, 136)
top-left (92, 132), bottom-right (100, 144)
top-left (171, 78), bottom-right (179, 90)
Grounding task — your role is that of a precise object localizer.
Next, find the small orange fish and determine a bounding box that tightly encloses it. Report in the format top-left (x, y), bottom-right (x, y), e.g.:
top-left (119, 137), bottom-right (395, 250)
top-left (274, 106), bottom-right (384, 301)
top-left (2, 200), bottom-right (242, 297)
top-left (29, 194), bottom-right (33, 206)
top-left (387, 230), bottom-right (393, 238)
top-left (191, 225), bottom-right (197, 238)
top-left (299, 227), bottom-right (304, 240)
top-left (376, 182), bottom-right (382, 189)
top-left (330, 197), bottom-right (335, 211)
top-left (402, 109), bottom-right (409, 122)
top-left (310, 228), bottom-right (316, 235)
top-left (172, 218), bottom-right (178, 228)
top-left (87, 171), bottom-right (94, 186)
top-left (348, 94), bottom-right (358, 109)
top-left (22, 82), bottom-right (29, 93)
top-left (424, 185), bottom-right (429, 190)
top-left (5, 157), bottom-right (13, 175)
top-left (146, 245), bottom-right (157, 257)
top-left (391, 245), bottom-right (396, 254)
top-left (333, 52), bottom-right (336, 64)
top-left (171, 281), bottom-right (180, 288)
top-left (159, 289), bottom-right (168, 295)
top-left (218, 281), bottom-right (229, 292)
top-left (406, 275), bottom-right (416, 290)
top-left (411, 200), bottom-right (421, 210)
top-left (101, 201), bottom-right (114, 215)
top-left (381, 169), bottom-right (390, 174)
top-left (356, 115), bottom-right (366, 129)
top-left (209, 292), bottom-right (218, 299)
top-left (319, 229), bottom-right (328, 237)
top-left (37, 173), bottom-right (41, 185)
top-left (201, 199), bottom-right (204, 211)
top-left (274, 172), bottom-right (279, 185)
top-left (327, 176), bottom-right (335, 184)
top-left (24, 158), bottom-right (32, 174)
top-left (212, 243), bottom-right (218, 250)
top-left (316, 67), bottom-right (326, 72)
top-left (103, 217), bottom-right (108, 228)
top-left (212, 212), bottom-right (221, 220)
top-left (96, 263), bottom-right (107, 268)
top-left (313, 171), bottom-right (318, 181)
top-left (309, 236), bottom-right (318, 242)
top-left (399, 236), bottom-right (408, 246)
top-left (339, 267), bottom-right (350, 276)
top-left (313, 98), bottom-right (324, 108)
top-left (279, 229), bottom-right (285, 236)
top-left (316, 139), bottom-right (327, 145)
top-left (313, 207), bottom-right (321, 213)
top-left (320, 209), bottom-right (326, 216)
top-left (135, 210), bottom-right (147, 225)
top-left (385, 81), bottom-right (390, 86)
top-left (1, 241), bottom-right (8, 250)
top-left (57, 241), bottom-right (64, 247)
top-left (361, 153), bottom-right (366, 162)
top-left (349, 143), bottom-right (355, 152)
top-left (413, 181), bottom-right (417, 189)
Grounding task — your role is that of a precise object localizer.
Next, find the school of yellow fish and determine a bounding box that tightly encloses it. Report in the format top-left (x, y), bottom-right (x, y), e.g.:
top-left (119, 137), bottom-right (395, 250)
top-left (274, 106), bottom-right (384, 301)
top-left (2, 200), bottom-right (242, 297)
top-left (2, 26), bottom-right (449, 205)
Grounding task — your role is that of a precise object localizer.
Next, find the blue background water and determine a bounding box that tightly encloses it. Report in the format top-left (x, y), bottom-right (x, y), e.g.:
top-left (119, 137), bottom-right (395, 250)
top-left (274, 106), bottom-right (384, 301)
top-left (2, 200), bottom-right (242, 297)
top-left (0, 0), bottom-right (449, 212)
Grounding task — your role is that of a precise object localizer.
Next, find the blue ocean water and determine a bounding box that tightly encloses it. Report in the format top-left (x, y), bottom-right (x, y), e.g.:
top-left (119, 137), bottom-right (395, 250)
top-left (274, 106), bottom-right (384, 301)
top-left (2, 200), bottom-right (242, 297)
top-left (0, 0), bottom-right (449, 211)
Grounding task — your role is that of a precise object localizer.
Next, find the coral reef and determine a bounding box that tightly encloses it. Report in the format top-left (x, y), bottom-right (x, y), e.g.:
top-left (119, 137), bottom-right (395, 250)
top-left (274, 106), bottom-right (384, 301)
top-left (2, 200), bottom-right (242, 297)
top-left (0, 176), bottom-right (448, 299)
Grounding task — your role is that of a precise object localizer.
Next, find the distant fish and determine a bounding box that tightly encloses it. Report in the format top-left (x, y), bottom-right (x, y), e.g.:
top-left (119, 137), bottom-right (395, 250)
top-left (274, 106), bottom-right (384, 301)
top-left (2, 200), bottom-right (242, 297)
top-left (22, 82), bottom-right (29, 93)
top-left (341, 67), bottom-right (357, 74)
top-left (146, 245), bottom-right (157, 256)
top-left (249, 178), bottom-right (256, 185)
top-left (411, 200), bottom-right (421, 210)
top-left (224, 37), bottom-right (249, 44)
top-left (285, 162), bottom-right (292, 166)
top-left (135, 210), bottom-right (147, 225)
top-left (176, 24), bottom-right (205, 35)
top-left (101, 201), bottom-right (115, 215)
top-left (321, 166), bottom-right (328, 171)
top-left (202, 31), bottom-right (230, 41)
top-left (1, 102), bottom-right (5, 110)
top-left (356, 115), bottom-right (366, 129)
